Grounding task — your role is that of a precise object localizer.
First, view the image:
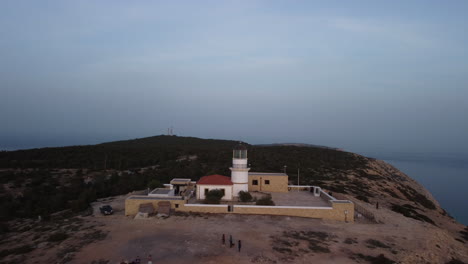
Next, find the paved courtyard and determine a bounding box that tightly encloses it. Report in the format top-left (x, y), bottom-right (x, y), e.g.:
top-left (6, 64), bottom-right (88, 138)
top-left (270, 190), bottom-right (331, 207)
top-left (188, 190), bottom-right (331, 207)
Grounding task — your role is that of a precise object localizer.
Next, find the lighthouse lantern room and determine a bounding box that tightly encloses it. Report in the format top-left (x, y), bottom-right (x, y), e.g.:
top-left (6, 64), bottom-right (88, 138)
top-left (230, 143), bottom-right (250, 196)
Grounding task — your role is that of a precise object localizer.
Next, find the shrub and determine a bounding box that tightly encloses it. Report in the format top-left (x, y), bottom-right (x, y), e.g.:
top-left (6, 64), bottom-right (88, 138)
top-left (344, 238), bottom-right (358, 244)
top-left (365, 239), bottom-right (390, 248)
top-left (460, 227), bottom-right (468, 242)
top-left (256, 194), bottom-right (275, 206)
top-left (446, 258), bottom-right (466, 264)
top-left (353, 253), bottom-right (395, 264)
top-left (0, 245), bottom-right (34, 258)
top-left (396, 185), bottom-right (436, 210)
top-left (0, 222), bottom-right (9, 234)
top-left (148, 179), bottom-right (161, 189)
top-left (204, 189), bottom-right (224, 204)
top-left (355, 195), bottom-right (369, 203)
top-left (391, 204), bottom-right (436, 225)
top-left (48, 232), bottom-right (68, 242)
top-left (238, 191), bottom-right (253, 202)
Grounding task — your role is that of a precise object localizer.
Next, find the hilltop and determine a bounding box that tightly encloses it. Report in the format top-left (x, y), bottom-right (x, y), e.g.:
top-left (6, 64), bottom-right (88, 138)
top-left (0, 135), bottom-right (467, 263)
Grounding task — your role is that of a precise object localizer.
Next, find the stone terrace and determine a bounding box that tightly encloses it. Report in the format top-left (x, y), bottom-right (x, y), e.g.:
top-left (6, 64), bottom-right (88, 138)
top-left (270, 191), bottom-right (331, 207)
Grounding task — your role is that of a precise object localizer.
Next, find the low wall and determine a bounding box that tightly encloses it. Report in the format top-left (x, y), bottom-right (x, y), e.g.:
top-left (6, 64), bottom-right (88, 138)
top-left (233, 201), bottom-right (354, 222)
top-left (125, 196), bottom-right (186, 216)
top-left (330, 200), bottom-right (355, 222)
top-left (125, 194), bottom-right (354, 222)
top-left (178, 204), bottom-right (229, 214)
top-left (288, 185), bottom-right (313, 191)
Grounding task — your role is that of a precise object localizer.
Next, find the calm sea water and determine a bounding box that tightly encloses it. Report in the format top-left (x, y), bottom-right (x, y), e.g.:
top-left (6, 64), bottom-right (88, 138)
top-left (361, 152), bottom-right (468, 226)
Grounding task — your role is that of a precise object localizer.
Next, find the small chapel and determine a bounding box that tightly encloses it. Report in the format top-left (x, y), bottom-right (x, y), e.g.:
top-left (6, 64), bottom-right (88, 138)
top-left (196, 144), bottom-right (289, 200)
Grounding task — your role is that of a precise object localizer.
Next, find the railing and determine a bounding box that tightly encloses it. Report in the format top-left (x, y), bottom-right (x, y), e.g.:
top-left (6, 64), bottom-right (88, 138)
top-left (354, 203), bottom-right (377, 223)
top-left (333, 193), bottom-right (377, 223)
top-left (319, 190), bottom-right (336, 203)
top-left (288, 185), bottom-right (312, 191)
top-left (231, 164), bottom-right (247, 169)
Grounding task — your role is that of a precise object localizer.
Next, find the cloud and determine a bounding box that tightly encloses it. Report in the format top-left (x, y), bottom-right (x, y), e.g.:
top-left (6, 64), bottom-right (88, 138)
top-left (327, 17), bottom-right (439, 49)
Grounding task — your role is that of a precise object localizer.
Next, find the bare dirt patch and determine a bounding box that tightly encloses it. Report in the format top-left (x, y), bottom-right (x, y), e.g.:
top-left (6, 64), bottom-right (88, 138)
top-left (2, 193), bottom-right (468, 264)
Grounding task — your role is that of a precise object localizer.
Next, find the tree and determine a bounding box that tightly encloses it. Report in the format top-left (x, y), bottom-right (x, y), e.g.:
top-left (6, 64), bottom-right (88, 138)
top-left (204, 189), bottom-right (224, 204)
top-left (238, 191), bottom-right (253, 202)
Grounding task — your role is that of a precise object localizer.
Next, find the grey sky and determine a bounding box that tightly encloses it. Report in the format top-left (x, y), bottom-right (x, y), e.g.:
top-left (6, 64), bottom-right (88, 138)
top-left (1, 0), bottom-right (467, 153)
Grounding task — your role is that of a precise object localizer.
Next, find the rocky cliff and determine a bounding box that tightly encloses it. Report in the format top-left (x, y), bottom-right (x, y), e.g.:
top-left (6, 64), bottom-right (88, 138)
top-left (323, 156), bottom-right (468, 263)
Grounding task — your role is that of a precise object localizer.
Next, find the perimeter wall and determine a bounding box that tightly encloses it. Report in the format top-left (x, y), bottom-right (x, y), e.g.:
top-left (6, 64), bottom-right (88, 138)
top-left (125, 191), bottom-right (354, 222)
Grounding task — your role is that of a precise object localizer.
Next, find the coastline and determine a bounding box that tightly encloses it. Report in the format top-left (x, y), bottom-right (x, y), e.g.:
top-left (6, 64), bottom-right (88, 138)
top-left (385, 158), bottom-right (468, 226)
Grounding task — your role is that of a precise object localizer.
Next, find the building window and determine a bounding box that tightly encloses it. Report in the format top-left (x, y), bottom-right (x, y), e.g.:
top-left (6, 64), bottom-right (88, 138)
top-left (252, 180), bottom-right (258, 185)
top-left (175, 204), bottom-right (179, 208)
top-left (221, 189), bottom-right (225, 196)
top-left (265, 180), bottom-right (270, 185)
top-left (205, 188), bottom-right (209, 195)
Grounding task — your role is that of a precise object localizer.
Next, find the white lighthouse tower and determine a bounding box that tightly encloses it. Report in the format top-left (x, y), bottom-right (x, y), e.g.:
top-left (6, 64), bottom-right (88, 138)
top-left (230, 143), bottom-right (250, 197)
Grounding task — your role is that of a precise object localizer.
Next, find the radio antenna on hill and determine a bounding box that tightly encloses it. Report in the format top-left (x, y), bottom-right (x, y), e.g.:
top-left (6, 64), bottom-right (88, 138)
top-left (167, 127), bottom-right (174, 136)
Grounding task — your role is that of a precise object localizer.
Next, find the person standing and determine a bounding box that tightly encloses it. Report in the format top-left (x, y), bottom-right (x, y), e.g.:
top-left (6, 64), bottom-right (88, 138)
top-left (229, 235), bottom-right (233, 248)
top-left (222, 234), bottom-right (225, 245)
top-left (147, 254), bottom-right (153, 264)
top-left (238, 240), bottom-right (242, 252)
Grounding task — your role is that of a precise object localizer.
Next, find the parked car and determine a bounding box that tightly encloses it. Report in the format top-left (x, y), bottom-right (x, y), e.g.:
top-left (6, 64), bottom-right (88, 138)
top-left (99, 205), bottom-right (113, 215)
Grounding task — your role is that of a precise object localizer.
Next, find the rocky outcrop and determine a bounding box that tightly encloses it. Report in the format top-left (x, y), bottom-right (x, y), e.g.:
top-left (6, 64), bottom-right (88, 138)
top-left (320, 156), bottom-right (468, 263)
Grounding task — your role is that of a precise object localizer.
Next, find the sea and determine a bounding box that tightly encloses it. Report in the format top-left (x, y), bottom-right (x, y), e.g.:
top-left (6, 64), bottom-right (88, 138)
top-left (360, 152), bottom-right (468, 226)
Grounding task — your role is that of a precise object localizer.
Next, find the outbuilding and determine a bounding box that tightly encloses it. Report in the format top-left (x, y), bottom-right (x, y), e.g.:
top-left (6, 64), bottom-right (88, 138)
top-left (248, 172), bottom-right (289, 192)
top-left (196, 174), bottom-right (233, 200)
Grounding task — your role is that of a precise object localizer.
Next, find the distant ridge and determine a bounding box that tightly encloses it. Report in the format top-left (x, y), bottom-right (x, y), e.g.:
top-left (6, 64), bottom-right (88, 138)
top-left (255, 143), bottom-right (341, 151)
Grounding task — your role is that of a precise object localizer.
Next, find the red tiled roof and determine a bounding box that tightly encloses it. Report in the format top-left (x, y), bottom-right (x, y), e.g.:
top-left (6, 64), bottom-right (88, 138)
top-left (197, 174), bottom-right (233, 185)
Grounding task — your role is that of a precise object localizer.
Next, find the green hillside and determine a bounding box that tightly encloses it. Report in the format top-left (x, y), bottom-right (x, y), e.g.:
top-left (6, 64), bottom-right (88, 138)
top-left (0, 135), bottom-right (380, 222)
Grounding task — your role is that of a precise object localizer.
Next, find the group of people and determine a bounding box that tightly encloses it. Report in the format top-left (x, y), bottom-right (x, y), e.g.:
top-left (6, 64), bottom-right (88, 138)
top-left (119, 255), bottom-right (152, 264)
top-left (222, 234), bottom-right (242, 252)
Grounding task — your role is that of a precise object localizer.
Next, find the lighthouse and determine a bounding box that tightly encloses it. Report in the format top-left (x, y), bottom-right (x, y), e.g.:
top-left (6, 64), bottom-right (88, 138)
top-left (230, 143), bottom-right (250, 196)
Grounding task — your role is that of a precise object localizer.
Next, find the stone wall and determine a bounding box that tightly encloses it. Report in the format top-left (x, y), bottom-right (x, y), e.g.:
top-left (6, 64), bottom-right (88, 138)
top-left (125, 194), bottom-right (354, 222)
top-left (178, 204), bottom-right (230, 213)
top-left (125, 196), bottom-right (186, 216)
top-left (233, 201), bottom-right (354, 222)
top-left (248, 175), bottom-right (288, 193)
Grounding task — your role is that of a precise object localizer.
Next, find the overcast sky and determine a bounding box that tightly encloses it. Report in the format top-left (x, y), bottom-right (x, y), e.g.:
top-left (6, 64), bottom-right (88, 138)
top-left (1, 0), bottom-right (467, 154)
